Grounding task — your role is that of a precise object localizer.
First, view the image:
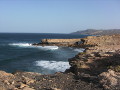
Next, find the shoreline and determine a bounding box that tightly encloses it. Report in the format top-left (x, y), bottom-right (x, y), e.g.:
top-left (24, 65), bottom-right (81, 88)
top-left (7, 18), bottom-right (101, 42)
top-left (32, 38), bottom-right (83, 47)
top-left (0, 34), bottom-right (120, 90)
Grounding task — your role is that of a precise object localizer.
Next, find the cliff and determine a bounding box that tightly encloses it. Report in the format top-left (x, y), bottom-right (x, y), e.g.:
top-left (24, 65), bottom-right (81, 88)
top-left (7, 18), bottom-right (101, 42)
top-left (68, 34), bottom-right (120, 90)
top-left (71, 29), bottom-right (120, 35)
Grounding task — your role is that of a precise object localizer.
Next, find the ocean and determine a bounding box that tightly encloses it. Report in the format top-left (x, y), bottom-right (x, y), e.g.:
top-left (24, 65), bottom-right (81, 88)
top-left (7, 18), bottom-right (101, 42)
top-left (0, 33), bottom-right (86, 74)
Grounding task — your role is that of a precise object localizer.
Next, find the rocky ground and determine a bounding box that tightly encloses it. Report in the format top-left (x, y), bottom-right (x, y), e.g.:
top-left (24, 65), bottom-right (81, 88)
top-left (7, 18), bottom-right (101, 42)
top-left (0, 34), bottom-right (120, 90)
top-left (0, 71), bottom-right (103, 90)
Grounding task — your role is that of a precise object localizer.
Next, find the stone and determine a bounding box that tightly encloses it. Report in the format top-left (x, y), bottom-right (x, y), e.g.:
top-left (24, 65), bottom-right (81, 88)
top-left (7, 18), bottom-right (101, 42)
top-left (19, 83), bottom-right (28, 89)
top-left (0, 86), bottom-right (6, 90)
top-left (23, 77), bottom-right (35, 84)
top-left (99, 69), bottom-right (120, 90)
top-left (23, 87), bottom-right (35, 90)
top-left (0, 71), bottom-right (14, 78)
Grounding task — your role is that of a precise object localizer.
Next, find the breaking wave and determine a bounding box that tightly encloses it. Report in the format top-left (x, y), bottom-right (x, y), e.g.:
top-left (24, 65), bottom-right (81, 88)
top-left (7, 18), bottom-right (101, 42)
top-left (35, 60), bottom-right (70, 72)
top-left (9, 43), bottom-right (59, 50)
top-left (9, 43), bottom-right (32, 47)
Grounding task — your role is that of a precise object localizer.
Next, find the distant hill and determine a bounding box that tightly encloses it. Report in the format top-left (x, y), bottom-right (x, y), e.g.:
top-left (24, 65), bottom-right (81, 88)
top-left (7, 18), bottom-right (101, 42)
top-left (71, 29), bottom-right (120, 35)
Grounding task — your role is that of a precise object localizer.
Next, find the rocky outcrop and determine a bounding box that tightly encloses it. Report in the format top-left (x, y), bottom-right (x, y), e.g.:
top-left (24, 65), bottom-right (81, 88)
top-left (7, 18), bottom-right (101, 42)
top-left (33, 38), bottom-right (81, 47)
top-left (41, 39), bottom-right (81, 44)
top-left (68, 51), bottom-right (120, 90)
top-left (80, 34), bottom-right (120, 47)
top-left (33, 34), bottom-right (120, 48)
top-left (68, 34), bottom-right (120, 90)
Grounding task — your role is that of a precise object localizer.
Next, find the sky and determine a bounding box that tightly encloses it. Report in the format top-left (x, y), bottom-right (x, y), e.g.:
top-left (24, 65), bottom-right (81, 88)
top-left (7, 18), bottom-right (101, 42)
top-left (0, 0), bottom-right (120, 33)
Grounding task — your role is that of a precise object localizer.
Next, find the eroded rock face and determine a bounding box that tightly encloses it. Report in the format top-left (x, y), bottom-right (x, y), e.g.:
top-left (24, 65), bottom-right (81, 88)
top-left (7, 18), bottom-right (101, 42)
top-left (68, 50), bottom-right (120, 90)
top-left (69, 51), bottom-right (118, 74)
top-left (68, 34), bottom-right (120, 90)
top-left (81, 34), bottom-right (120, 47)
top-left (41, 39), bottom-right (81, 44)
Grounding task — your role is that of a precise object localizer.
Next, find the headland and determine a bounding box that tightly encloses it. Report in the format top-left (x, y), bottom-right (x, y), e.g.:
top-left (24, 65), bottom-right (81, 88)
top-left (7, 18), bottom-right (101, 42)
top-left (0, 34), bottom-right (120, 90)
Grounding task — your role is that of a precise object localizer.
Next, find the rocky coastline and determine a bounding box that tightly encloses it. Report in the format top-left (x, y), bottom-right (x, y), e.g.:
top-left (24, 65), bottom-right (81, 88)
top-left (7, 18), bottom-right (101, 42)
top-left (0, 34), bottom-right (120, 90)
top-left (32, 38), bottom-right (82, 47)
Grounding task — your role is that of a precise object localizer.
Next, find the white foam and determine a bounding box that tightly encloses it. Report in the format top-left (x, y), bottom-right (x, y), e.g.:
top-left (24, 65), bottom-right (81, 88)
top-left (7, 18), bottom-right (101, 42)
top-left (9, 43), bottom-right (32, 47)
top-left (35, 60), bottom-right (70, 72)
top-left (74, 48), bottom-right (85, 52)
top-left (40, 46), bottom-right (59, 50)
top-left (9, 43), bottom-right (59, 50)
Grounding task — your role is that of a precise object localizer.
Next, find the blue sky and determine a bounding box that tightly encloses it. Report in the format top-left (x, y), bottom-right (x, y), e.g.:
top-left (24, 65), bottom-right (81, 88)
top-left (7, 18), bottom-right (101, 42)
top-left (0, 0), bottom-right (120, 33)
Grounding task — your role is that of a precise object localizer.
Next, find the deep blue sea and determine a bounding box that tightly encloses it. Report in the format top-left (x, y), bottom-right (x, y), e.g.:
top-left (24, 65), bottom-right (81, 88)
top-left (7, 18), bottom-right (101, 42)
top-left (0, 33), bottom-right (86, 74)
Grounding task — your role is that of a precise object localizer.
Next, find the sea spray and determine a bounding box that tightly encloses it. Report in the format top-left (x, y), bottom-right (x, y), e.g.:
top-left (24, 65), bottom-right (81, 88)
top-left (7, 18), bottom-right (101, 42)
top-left (35, 60), bottom-right (70, 72)
top-left (9, 43), bottom-right (59, 50)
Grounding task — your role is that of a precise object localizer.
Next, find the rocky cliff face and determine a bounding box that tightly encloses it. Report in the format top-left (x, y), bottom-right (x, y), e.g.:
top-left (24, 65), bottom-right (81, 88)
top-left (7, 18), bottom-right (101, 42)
top-left (81, 34), bottom-right (120, 47)
top-left (68, 34), bottom-right (120, 90)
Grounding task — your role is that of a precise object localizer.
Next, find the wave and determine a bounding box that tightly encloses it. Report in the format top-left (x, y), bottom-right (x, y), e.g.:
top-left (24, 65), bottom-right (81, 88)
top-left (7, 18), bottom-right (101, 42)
top-left (40, 46), bottom-right (59, 50)
top-left (9, 43), bottom-right (59, 50)
top-left (74, 48), bottom-right (85, 52)
top-left (35, 60), bottom-right (70, 72)
top-left (9, 43), bottom-right (32, 47)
